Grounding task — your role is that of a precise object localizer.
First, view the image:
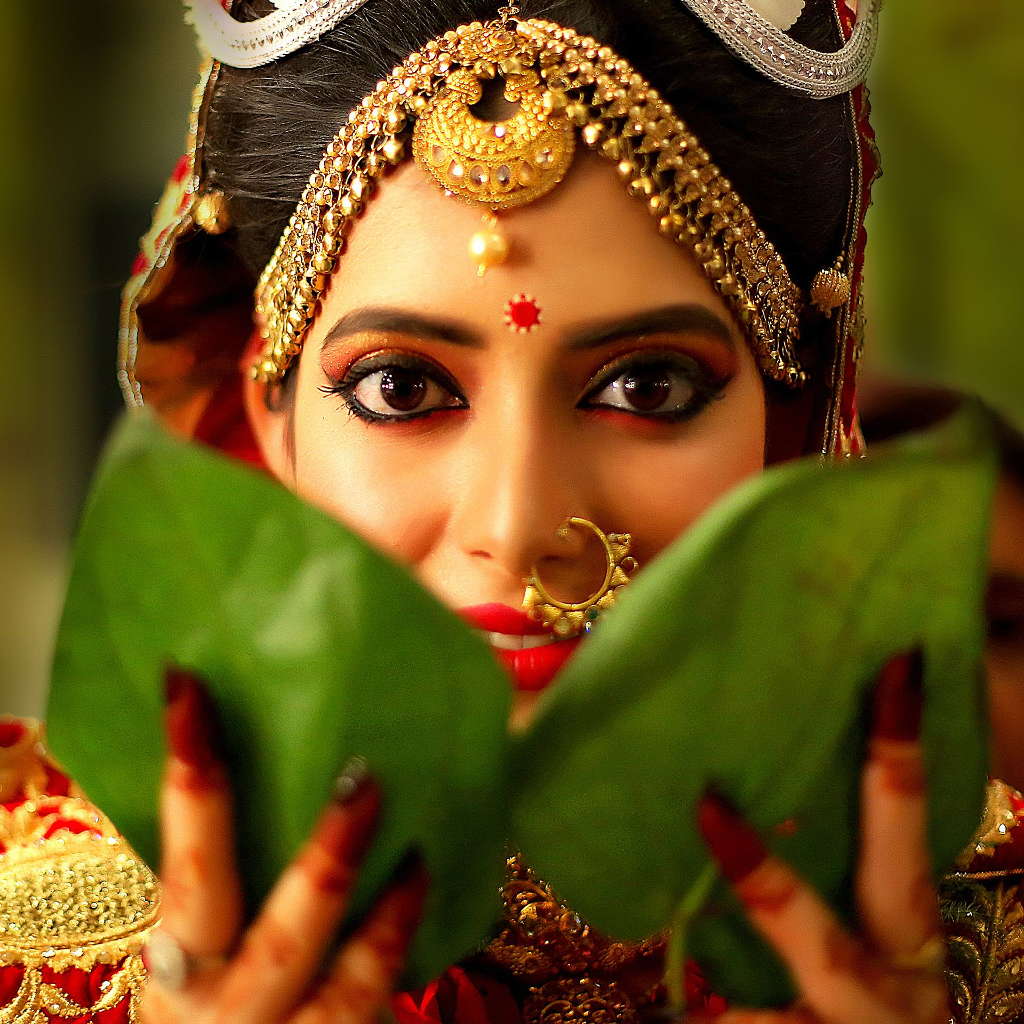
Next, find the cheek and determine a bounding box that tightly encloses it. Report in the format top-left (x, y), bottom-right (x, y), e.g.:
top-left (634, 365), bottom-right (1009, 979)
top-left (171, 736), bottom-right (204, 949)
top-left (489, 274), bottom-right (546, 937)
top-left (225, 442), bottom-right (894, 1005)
top-left (289, 396), bottom-right (454, 564)
top-left (597, 371), bottom-right (766, 561)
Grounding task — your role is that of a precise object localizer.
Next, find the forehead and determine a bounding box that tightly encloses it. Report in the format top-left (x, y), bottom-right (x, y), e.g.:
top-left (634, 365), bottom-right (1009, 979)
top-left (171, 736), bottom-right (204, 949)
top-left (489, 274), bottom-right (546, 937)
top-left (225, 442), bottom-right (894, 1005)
top-left (314, 150), bottom-right (734, 337)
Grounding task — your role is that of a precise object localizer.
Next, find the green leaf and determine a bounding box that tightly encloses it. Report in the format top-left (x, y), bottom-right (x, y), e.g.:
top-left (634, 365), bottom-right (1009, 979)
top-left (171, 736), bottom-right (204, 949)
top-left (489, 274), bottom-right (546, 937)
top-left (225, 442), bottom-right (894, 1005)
top-left (47, 406), bottom-right (997, 1004)
top-left (47, 412), bottom-right (511, 984)
top-left (512, 407), bottom-right (996, 1004)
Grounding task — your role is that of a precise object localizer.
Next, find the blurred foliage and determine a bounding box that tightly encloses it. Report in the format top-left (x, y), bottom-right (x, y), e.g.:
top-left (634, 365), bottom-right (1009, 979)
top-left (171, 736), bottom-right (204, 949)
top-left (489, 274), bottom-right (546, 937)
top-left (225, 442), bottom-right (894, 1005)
top-left (50, 411), bottom-right (993, 1001)
top-left (0, 1), bottom-right (195, 715)
top-left (867, 0), bottom-right (1024, 428)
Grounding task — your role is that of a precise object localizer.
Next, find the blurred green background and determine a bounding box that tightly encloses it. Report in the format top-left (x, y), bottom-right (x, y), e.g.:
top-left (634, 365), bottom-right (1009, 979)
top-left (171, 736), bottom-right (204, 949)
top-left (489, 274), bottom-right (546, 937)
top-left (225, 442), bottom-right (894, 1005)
top-left (0, 0), bottom-right (1021, 717)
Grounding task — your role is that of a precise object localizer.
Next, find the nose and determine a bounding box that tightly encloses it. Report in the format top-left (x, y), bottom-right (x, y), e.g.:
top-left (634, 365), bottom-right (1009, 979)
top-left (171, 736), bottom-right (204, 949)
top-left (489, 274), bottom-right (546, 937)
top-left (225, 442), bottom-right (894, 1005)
top-left (450, 403), bottom-right (591, 588)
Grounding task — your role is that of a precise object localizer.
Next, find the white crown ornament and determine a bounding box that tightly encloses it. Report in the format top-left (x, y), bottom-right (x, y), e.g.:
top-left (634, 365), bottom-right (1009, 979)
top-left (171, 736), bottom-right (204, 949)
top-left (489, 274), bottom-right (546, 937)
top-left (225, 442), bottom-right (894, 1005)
top-left (184, 0), bottom-right (876, 98)
top-left (677, 0), bottom-right (878, 98)
top-left (183, 0), bottom-right (373, 69)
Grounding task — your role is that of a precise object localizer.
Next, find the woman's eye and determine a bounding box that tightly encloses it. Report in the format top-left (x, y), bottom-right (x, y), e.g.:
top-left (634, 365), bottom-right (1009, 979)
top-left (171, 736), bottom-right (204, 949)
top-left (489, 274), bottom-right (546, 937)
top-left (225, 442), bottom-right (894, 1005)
top-left (328, 360), bottom-right (467, 422)
top-left (582, 356), bottom-right (720, 422)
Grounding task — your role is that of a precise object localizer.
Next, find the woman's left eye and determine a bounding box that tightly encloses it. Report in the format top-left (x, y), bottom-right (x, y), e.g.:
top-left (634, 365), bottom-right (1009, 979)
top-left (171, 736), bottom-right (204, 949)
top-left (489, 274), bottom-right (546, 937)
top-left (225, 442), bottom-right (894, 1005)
top-left (580, 354), bottom-right (725, 422)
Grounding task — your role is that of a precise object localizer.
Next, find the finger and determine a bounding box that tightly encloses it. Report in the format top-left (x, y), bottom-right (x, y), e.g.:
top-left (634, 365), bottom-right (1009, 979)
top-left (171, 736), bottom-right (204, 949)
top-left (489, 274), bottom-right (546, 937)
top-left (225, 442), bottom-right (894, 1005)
top-left (295, 851), bottom-right (429, 1024)
top-left (687, 1011), bottom-right (817, 1024)
top-left (158, 667), bottom-right (244, 959)
top-left (857, 650), bottom-right (941, 956)
top-left (697, 792), bottom-right (894, 1019)
top-left (219, 759), bottom-right (381, 1022)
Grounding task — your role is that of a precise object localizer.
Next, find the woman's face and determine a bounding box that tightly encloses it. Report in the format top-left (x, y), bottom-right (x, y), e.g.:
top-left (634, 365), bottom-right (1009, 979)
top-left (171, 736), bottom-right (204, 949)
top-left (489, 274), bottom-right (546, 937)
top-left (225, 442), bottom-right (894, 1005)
top-left (248, 153), bottom-right (767, 717)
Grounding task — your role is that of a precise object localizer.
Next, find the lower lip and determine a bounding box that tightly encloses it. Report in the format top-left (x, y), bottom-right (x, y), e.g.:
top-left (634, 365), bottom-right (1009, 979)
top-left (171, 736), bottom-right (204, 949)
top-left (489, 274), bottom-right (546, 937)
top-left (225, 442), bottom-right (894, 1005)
top-left (495, 636), bottom-right (583, 693)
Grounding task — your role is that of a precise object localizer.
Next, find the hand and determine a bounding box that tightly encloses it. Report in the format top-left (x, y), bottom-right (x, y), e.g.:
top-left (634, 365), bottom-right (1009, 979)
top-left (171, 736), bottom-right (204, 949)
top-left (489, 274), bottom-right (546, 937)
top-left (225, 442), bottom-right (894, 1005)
top-left (141, 668), bottom-right (428, 1024)
top-left (693, 651), bottom-right (950, 1023)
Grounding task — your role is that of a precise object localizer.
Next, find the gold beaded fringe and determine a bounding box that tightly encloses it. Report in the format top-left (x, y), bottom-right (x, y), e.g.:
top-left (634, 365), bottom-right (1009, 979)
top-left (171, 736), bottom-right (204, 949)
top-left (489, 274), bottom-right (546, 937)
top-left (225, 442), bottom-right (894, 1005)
top-left (253, 17), bottom-right (806, 388)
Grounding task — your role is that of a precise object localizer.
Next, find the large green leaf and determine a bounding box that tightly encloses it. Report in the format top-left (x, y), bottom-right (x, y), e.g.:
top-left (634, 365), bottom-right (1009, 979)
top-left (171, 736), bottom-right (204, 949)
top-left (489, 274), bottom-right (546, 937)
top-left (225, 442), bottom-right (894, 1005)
top-left (513, 409), bottom-right (996, 1003)
top-left (47, 408), bottom-right (996, 1003)
top-left (47, 413), bottom-right (512, 983)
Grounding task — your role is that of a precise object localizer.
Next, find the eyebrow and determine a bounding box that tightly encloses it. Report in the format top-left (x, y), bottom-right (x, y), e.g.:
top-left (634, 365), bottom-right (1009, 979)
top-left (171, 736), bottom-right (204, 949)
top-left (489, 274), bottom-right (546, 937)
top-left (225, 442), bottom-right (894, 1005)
top-left (321, 307), bottom-right (483, 354)
top-left (566, 304), bottom-right (736, 352)
top-left (320, 302), bottom-right (735, 356)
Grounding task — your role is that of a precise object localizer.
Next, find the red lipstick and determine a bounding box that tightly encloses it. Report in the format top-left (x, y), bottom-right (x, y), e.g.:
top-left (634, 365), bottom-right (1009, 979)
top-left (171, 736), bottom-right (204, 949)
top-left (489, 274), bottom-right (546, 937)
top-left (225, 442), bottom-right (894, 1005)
top-left (460, 603), bottom-right (550, 636)
top-left (459, 603), bottom-right (582, 693)
top-left (495, 639), bottom-right (582, 693)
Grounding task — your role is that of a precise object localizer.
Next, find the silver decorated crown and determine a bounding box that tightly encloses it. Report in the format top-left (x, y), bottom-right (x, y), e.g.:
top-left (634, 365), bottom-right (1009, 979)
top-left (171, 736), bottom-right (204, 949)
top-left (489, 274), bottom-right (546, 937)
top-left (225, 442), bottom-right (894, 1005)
top-left (185, 0), bottom-right (877, 98)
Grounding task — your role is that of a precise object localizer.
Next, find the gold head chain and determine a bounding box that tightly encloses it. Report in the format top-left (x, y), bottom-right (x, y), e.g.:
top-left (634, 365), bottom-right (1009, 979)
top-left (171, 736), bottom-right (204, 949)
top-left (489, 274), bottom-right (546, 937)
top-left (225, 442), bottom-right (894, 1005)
top-left (252, 16), bottom-right (806, 387)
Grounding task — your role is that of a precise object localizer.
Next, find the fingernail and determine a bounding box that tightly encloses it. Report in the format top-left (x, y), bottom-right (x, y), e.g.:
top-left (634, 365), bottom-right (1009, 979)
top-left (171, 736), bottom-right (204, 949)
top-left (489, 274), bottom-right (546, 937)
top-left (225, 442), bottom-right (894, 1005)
top-left (871, 650), bottom-right (924, 742)
top-left (163, 666), bottom-right (224, 783)
top-left (391, 847), bottom-right (428, 886)
top-left (696, 790), bottom-right (767, 885)
top-left (333, 756), bottom-right (372, 804)
top-left (388, 848), bottom-right (430, 935)
top-left (315, 766), bottom-right (381, 873)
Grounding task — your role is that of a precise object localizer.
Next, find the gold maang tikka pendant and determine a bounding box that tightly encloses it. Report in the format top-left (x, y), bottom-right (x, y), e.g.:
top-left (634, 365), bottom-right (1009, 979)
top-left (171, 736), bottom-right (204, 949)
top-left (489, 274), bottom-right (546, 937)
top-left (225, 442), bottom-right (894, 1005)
top-left (412, 18), bottom-right (576, 275)
top-left (523, 519), bottom-right (638, 639)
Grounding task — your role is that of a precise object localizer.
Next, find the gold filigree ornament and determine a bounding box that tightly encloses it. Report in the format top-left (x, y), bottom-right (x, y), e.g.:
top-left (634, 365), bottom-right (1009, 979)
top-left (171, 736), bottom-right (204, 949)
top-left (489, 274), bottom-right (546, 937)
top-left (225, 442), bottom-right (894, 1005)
top-left (252, 16), bottom-right (807, 387)
top-left (483, 855), bottom-right (666, 1024)
top-left (941, 875), bottom-right (1024, 1023)
top-left (523, 518), bottom-right (637, 639)
top-left (955, 779), bottom-right (1022, 870)
top-left (412, 61), bottom-right (576, 210)
top-left (0, 794), bottom-right (159, 1021)
top-left (810, 258), bottom-right (852, 318)
top-left (194, 188), bottom-right (232, 235)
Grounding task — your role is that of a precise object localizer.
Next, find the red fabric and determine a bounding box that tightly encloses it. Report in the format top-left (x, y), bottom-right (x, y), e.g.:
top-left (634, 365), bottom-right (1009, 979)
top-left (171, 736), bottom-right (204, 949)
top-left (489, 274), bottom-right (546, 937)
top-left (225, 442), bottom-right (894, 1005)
top-left (131, 251), bottom-right (151, 277)
top-left (837, 0), bottom-right (857, 38)
top-left (41, 964), bottom-right (121, 1009)
top-left (394, 967), bottom-right (520, 1024)
top-left (41, 820), bottom-right (101, 841)
top-left (171, 155), bottom-right (191, 186)
top-left (685, 960), bottom-right (729, 1014)
top-left (43, 763), bottom-right (72, 797)
top-left (93, 997), bottom-right (133, 1024)
top-left (193, 374), bottom-right (266, 470)
top-left (0, 966), bottom-right (25, 1006)
top-left (393, 961), bottom-right (728, 1024)
top-left (0, 721), bottom-right (26, 748)
top-left (833, 78), bottom-right (879, 456)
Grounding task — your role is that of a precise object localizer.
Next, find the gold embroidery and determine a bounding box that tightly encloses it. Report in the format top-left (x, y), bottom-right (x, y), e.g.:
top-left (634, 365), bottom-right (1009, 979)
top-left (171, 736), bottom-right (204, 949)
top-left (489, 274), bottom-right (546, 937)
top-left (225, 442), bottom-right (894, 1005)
top-left (957, 780), bottom-right (1022, 870)
top-left (943, 876), bottom-right (1024, 1023)
top-left (483, 856), bottom-right (666, 1024)
top-left (0, 956), bottom-right (146, 1024)
top-left (0, 796), bottom-right (160, 972)
top-left (0, 720), bottom-right (159, 1023)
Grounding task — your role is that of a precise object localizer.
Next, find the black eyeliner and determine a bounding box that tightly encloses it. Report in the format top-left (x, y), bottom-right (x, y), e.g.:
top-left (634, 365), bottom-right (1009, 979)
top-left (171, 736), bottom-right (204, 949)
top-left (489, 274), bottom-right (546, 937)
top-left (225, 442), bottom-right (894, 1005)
top-left (319, 351), bottom-right (467, 423)
top-left (578, 349), bottom-right (732, 423)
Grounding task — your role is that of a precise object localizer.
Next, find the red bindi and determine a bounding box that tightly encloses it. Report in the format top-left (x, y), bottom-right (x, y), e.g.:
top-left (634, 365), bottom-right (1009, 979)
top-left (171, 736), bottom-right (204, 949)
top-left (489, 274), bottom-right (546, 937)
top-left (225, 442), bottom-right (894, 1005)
top-left (504, 294), bottom-right (543, 334)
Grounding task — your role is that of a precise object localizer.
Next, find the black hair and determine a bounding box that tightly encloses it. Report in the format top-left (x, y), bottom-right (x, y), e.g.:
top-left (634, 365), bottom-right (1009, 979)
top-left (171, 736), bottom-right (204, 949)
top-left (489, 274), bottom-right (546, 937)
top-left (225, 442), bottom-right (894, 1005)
top-left (204, 0), bottom-right (857, 294)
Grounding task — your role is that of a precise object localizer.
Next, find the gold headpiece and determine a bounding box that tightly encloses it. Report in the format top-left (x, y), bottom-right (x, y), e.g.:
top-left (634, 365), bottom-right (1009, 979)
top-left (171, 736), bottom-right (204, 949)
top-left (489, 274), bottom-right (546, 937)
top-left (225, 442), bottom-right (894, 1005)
top-left (252, 16), bottom-right (806, 387)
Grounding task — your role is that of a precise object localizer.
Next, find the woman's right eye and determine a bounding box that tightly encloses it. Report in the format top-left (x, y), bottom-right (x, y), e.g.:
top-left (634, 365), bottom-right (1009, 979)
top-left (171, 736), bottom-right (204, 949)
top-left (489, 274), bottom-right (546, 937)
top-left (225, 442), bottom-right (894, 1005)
top-left (323, 356), bottom-right (468, 423)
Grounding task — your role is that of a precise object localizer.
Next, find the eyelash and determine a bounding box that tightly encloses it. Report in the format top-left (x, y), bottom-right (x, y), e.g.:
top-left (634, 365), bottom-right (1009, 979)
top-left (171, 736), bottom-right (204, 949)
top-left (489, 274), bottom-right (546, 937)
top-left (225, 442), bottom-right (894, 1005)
top-left (321, 348), bottom-right (731, 425)
top-left (578, 350), bottom-right (731, 423)
top-left (320, 352), bottom-right (468, 424)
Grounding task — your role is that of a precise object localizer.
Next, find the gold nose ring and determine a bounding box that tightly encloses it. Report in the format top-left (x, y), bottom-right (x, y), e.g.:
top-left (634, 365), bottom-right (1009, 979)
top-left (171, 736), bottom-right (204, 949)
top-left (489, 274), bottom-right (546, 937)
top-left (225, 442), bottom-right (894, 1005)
top-left (523, 518), bottom-right (638, 639)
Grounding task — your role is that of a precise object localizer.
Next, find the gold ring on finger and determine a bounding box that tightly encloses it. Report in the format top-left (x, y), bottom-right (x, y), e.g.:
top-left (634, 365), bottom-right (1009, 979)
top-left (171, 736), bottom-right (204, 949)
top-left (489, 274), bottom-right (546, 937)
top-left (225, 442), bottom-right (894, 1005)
top-left (144, 929), bottom-right (227, 991)
top-left (887, 934), bottom-right (946, 976)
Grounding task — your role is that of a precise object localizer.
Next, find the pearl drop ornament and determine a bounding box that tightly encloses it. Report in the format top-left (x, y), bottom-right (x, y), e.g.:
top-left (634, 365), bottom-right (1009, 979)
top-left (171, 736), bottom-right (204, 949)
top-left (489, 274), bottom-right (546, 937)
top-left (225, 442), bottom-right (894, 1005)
top-left (469, 224), bottom-right (510, 276)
